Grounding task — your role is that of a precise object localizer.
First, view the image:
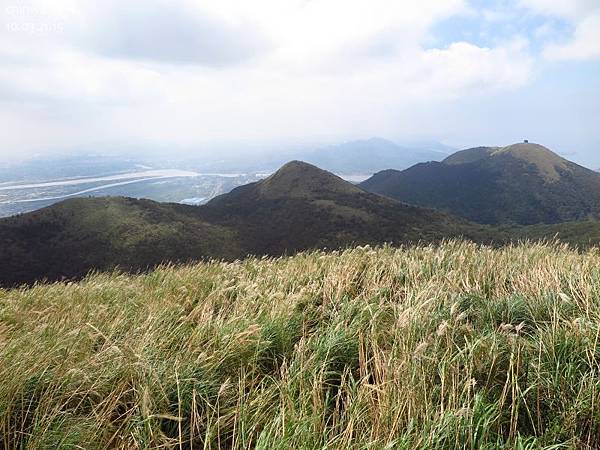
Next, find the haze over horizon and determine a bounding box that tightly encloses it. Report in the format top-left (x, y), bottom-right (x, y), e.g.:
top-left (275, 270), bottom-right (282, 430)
top-left (1, 0), bottom-right (599, 166)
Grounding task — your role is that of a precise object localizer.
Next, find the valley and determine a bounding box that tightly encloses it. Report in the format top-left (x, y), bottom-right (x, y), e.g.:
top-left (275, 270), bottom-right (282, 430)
top-left (0, 167), bottom-right (267, 218)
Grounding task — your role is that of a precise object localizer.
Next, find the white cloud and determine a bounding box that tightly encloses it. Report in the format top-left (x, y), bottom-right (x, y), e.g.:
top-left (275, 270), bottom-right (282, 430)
top-left (534, 22), bottom-right (554, 39)
top-left (85, 2), bottom-right (269, 66)
top-left (544, 13), bottom-right (600, 60)
top-left (519, 0), bottom-right (598, 19)
top-left (520, 0), bottom-right (600, 61)
top-left (422, 40), bottom-right (532, 94)
top-left (0, 0), bottom-right (542, 158)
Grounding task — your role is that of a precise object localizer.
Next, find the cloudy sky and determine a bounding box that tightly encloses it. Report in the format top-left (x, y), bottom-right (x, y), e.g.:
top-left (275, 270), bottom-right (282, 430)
top-left (1, 0), bottom-right (599, 165)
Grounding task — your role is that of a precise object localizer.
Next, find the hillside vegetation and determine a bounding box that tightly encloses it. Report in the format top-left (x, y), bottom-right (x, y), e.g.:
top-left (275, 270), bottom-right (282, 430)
top-left (1, 242), bottom-right (599, 449)
top-left (0, 162), bottom-right (480, 287)
top-left (201, 161), bottom-right (476, 256)
top-left (0, 197), bottom-right (241, 286)
top-left (361, 143), bottom-right (600, 225)
top-left (3, 159), bottom-right (600, 288)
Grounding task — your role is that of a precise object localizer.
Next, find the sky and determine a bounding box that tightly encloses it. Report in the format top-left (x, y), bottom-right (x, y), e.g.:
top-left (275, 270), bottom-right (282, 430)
top-left (1, 0), bottom-right (599, 166)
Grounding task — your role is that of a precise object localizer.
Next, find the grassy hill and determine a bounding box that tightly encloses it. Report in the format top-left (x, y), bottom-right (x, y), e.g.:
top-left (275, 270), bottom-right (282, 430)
top-left (199, 161), bottom-right (478, 255)
top-left (361, 143), bottom-right (600, 225)
top-left (3, 159), bottom-right (600, 288)
top-left (0, 162), bottom-right (479, 287)
top-left (1, 242), bottom-right (599, 448)
top-left (504, 220), bottom-right (600, 249)
top-left (0, 197), bottom-right (240, 287)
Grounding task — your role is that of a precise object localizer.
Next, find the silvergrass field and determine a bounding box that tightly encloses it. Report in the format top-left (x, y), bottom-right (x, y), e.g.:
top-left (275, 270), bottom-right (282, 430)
top-left (1, 241), bottom-right (599, 449)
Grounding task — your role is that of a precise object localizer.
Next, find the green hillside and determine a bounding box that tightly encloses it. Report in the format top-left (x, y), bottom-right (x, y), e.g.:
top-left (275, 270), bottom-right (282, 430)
top-left (1, 242), bottom-right (599, 448)
top-left (0, 162), bottom-right (480, 287)
top-left (361, 143), bottom-right (600, 225)
top-left (505, 220), bottom-right (600, 249)
top-left (3, 159), bottom-right (600, 288)
top-left (0, 197), bottom-right (240, 287)
top-left (200, 161), bottom-right (479, 255)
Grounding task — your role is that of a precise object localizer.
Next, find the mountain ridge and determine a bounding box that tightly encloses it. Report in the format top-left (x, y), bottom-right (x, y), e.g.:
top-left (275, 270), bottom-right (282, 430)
top-left (256, 160), bottom-right (362, 198)
top-left (361, 142), bottom-right (600, 225)
top-left (201, 160), bottom-right (475, 256)
top-left (0, 161), bottom-right (478, 287)
top-left (3, 154), bottom-right (600, 287)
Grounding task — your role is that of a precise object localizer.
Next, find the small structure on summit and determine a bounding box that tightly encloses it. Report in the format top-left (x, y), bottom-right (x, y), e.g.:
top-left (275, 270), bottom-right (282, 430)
top-left (524, 139), bottom-right (529, 143)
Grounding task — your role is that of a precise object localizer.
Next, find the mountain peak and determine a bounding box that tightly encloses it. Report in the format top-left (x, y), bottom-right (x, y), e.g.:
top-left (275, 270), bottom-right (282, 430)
top-left (276, 160), bottom-right (318, 172)
top-left (362, 141), bottom-right (600, 225)
top-left (443, 143), bottom-right (570, 181)
top-left (257, 160), bottom-right (362, 199)
top-left (491, 143), bottom-right (569, 181)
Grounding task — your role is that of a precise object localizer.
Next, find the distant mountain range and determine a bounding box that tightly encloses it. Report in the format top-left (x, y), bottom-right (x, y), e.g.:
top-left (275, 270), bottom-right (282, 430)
top-left (361, 142), bottom-right (600, 225)
top-left (189, 138), bottom-right (453, 174)
top-left (297, 138), bottom-right (449, 174)
top-left (2, 143), bottom-right (600, 287)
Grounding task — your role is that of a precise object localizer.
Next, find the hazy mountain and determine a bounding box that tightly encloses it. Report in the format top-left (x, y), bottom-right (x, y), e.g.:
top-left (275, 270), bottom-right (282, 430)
top-left (0, 139), bottom-right (449, 219)
top-left (361, 142), bottom-right (600, 225)
top-left (198, 138), bottom-right (452, 174)
top-left (0, 161), bottom-right (475, 287)
top-left (299, 138), bottom-right (450, 174)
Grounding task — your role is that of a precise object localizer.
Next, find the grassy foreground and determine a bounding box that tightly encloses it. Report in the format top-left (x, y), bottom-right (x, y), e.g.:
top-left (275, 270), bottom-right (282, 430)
top-left (1, 242), bottom-right (599, 449)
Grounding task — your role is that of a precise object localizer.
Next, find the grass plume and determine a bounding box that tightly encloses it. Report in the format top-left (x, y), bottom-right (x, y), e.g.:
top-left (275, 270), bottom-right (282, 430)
top-left (1, 241), bottom-right (599, 448)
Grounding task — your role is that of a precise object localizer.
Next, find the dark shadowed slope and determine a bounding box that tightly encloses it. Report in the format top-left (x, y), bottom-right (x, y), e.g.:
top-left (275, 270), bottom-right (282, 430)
top-left (199, 161), bottom-right (477, 255)
top-left (0, 161), bottom-right (479, 286)
top-left (5, 159), bottom-right (600, 288)
top-left (0, 197), bottom-right (240, 287)
top-left (361, 143), bottom-right (600, 225)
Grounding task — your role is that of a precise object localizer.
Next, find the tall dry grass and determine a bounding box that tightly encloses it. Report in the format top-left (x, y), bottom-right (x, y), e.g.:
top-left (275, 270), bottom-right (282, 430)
top-left (0, 241), bottom-right (599, 449)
